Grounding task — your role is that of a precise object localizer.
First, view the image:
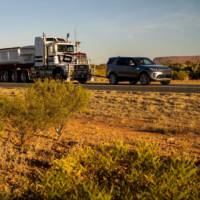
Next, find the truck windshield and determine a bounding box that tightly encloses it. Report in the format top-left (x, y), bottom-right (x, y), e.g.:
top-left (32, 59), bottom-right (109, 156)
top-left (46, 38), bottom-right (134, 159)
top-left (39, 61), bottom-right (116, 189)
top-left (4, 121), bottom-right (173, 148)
top-left (57, 45), bottom-right (74, 53)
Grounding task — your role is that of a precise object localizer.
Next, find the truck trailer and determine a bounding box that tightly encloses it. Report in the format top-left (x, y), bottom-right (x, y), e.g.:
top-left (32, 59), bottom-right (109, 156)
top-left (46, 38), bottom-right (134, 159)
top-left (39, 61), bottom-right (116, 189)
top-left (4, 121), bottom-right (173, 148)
top-left (0, 34), bottom-right (93, 83)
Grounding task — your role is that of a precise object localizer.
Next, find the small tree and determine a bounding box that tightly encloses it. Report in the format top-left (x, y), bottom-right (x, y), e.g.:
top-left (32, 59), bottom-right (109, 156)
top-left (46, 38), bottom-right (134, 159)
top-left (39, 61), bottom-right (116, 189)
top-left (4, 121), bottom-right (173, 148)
top-left (26, 79), bottom-right (90, 138)
top-left (0, 79), bottom-right (89, 150)
top-left (176, 71), bottom-right (189, 80)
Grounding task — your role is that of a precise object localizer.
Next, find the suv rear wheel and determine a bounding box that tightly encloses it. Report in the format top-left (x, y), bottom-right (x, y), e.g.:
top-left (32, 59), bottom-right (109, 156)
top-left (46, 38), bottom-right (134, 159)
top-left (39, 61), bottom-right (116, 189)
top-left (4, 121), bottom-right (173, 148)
top-left (109, 73), bottom-right (118, 85)
top-left (139, 73), bottom-right (150, 85)
top-left (129, 80), bottom-right (138, 85)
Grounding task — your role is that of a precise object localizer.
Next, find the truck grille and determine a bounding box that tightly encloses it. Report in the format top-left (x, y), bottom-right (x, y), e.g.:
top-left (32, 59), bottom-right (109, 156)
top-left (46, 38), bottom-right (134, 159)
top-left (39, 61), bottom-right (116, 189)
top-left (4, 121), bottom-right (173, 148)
top-left (75, 65), bottom-right (89, 70)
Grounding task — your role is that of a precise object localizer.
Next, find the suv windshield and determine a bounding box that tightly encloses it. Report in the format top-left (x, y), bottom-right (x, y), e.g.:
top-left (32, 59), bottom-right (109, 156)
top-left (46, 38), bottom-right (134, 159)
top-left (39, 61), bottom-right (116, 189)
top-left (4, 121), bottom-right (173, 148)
top-left (57, 44), bottom-right (74, 53)
top-left (135, 58), bottom-right (155, 65)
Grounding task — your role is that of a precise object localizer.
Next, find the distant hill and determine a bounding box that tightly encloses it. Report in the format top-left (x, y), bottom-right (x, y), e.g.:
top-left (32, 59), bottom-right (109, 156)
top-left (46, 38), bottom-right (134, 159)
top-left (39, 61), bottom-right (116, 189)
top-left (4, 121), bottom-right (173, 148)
top-left (153, 56), bottom-right (200, 65)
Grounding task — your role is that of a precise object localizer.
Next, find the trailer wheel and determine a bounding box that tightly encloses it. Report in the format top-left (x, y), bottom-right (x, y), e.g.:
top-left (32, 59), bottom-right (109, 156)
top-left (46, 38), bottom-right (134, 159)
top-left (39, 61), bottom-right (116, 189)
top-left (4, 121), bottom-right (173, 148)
top-left (11, 71), bottom-right (19, 82)
top-left (2, 71), bottom-right (9, 82)
top-left (20, 71), bottom-right (28, 83)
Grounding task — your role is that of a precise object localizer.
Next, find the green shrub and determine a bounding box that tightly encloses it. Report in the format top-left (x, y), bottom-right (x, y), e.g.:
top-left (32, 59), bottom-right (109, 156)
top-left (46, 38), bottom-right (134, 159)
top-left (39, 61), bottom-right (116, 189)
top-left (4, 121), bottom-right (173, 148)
top-left (173, 70), bottom-right (189, 80)
top-left (0, 80), bottom-right (89, 148)
top-left (26, 79), bottom-right (90, 137)
top-left (30, 143), bottom-right (200, 200)
top-left (0, 95), bottom-right (44, 148)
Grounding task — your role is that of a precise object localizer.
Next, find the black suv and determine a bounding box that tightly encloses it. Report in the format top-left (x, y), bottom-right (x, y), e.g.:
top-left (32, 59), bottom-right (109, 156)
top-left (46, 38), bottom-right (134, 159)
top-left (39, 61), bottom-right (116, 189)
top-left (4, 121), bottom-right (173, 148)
top-left (106, 57), bottom-right (172, 85)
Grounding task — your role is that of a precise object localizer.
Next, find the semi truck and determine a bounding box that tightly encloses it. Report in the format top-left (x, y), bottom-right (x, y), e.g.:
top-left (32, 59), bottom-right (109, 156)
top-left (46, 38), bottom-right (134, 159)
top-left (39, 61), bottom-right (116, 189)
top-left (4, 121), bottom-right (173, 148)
top-left (0, 34), bottom-right (94, 83)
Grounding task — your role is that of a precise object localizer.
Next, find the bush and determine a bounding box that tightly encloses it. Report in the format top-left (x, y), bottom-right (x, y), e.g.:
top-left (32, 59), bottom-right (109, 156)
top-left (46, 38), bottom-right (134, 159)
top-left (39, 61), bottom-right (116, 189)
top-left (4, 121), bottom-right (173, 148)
top-left (26, 79), bottom-right (90, 137)
top-left (173, 71), bottom-right (189, 80)
top-left (30, 143), bottom-right (200, 200)
top-left (0, 79), bottom-right (89, 149)
top-left (190, 64), bottom-right (200, 79)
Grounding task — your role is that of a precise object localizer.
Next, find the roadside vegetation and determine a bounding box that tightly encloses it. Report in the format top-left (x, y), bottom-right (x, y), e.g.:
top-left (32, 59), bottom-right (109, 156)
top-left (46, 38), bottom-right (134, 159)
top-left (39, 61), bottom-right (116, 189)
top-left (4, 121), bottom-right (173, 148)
top-left (28, 143), bottom-right (199, 200)
top-left (0, 81), bottom-right (200, 199)
top-left (167, 62), bottom-right (200, 80)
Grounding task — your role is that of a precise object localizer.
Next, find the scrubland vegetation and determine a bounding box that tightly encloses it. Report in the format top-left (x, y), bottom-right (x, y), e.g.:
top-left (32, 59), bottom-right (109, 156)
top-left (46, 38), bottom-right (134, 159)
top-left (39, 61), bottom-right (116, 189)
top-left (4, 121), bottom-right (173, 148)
top-left (87, 91), bottom-right (200, 135)
top-left (0, 80), bottom-right (200, 199)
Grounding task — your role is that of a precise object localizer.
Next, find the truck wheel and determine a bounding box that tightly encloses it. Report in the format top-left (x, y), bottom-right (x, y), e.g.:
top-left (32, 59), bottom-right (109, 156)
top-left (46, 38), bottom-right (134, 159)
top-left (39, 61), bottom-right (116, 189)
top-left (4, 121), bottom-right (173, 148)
top-left (2, 71), bottom-right (9, 82)
top-left (109, 73), bottom-right (118, 85)
top-left (20, 71), bottom-right (28, 83)
top-left (78, 79), bottom-right (87, 84)
top-left (54, 71), bottom-right (63, 80)
top-left (139, 73), bottom-right (150, 85)
top-left (11, 71), bottom-right (19, 82)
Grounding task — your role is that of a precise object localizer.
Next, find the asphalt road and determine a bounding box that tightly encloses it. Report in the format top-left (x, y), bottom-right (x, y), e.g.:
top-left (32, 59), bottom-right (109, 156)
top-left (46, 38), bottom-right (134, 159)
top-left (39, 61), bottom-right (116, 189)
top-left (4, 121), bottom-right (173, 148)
top-left (0, 82), bottom-right (200, 93)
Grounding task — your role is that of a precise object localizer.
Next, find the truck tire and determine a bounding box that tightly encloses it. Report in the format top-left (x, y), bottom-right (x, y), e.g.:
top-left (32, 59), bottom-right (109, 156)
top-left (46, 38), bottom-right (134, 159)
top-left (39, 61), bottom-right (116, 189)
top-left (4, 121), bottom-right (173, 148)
top-left (20, 71), bottom-right (28, 83)
top-left (139, 73), bottom-right (150, 85)
top-left (54, 70), bottom-right (64, 80)
top-left (11, 71), bottom-right (19, 82)
top-left (78, 78), bottom-right (87, 84)
top-left (2, 71), bottom-right (9, 82)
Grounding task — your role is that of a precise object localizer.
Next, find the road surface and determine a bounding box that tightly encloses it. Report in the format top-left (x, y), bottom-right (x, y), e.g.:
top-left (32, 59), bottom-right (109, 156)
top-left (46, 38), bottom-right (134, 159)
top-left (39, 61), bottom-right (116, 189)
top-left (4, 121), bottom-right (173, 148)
top-left (0, 82), bottom-right (200, 93)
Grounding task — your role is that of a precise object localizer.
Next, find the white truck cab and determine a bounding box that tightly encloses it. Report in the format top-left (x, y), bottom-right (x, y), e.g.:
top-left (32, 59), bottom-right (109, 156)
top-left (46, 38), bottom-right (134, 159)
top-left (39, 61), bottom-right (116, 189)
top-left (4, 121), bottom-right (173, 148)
top-left (35, 36), bottom-right (75, 67)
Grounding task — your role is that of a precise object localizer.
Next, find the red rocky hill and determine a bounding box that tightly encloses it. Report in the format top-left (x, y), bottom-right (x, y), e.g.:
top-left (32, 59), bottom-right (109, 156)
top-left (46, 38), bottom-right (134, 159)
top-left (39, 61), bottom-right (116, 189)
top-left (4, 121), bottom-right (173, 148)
top-left (153, 56), bottom-right (200, 65)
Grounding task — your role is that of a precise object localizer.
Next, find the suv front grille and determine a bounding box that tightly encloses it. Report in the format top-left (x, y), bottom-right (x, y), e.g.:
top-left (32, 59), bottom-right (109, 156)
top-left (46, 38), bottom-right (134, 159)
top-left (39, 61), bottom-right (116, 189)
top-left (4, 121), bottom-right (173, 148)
top-left (157, 74), bottom-right (171, 79)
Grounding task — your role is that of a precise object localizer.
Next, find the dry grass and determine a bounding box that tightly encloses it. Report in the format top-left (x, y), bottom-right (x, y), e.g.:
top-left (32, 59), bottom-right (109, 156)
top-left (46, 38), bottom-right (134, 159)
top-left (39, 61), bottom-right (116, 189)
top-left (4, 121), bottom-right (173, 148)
top-left (171, 80), bottom-right (200, 85)
top-left (0, 88), bottom-right (200, 156)
top-left (85, 91), bottom-right (200, 134)
top-left (0, 88), bottom-right (200, 198)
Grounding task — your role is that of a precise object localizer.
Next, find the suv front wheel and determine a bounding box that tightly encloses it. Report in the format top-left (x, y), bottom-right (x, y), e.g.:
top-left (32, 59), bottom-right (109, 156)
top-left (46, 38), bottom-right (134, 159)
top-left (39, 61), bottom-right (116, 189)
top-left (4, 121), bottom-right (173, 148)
top-left (109, 73), bottom-right (118, 85)
top-left (160, 81), bottom-right (170, 85)
top-left (139, 73), bottom-right (150, 85)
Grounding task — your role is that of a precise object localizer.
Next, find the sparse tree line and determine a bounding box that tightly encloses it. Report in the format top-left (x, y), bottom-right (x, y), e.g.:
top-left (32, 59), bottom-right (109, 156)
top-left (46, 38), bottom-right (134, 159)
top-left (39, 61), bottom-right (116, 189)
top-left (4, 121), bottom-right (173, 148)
top-left (167, 62), bottom-right (200, 80)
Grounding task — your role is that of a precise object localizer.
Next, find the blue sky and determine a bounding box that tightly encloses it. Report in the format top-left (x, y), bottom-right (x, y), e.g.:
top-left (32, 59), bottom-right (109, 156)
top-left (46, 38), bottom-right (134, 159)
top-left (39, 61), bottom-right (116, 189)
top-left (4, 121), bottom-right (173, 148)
top-left (0, 0), bottom-right (200, 63)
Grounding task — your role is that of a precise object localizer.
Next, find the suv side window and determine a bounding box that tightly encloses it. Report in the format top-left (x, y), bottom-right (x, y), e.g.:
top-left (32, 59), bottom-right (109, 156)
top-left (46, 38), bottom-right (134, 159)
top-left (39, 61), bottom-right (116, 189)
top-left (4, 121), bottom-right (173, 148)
top-left (107, 58), bottom-right (115, 65)
top-left (143, 58), bottom-right (153, 65)
top-left (117, 58), bottom-right (136, 66)
top-left (117, 58), bottom-right (130, 65)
